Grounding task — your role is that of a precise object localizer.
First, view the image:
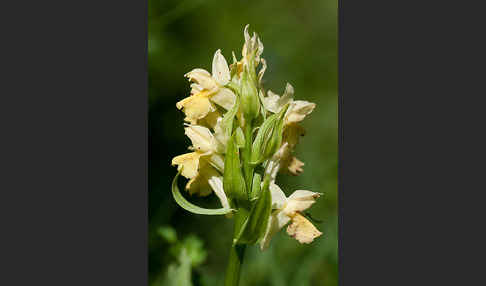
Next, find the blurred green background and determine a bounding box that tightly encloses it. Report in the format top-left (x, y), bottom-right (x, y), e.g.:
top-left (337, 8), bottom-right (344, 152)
top-left (148, 0), bottom-right (337, 285)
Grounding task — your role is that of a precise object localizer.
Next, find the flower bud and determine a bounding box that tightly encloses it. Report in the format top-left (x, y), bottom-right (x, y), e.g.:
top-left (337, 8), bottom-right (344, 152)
top-left (240, 66), bottom-right (260, 123)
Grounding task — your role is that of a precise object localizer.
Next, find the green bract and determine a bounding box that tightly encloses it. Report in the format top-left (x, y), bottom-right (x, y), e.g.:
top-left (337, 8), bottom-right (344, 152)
top-left (223, 133), bottom-right (248, 206)
top-left (216, 97), bottom-right (240, 147)
top-left (234, 176), bottom-right (271, 245)
top-left (240, 66), bottom-right (260, 122)
top-left (250, 173), bottom-right (261, 201)
top-left (235, 127), bottom-right (245, 148)
top-left (250, 104), bottom-right (289, 164)
top-left (171, 170), bottom-right (233, 215)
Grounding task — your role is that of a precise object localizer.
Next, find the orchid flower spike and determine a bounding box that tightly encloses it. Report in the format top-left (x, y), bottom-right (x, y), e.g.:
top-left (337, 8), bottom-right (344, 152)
top-left (171, 25), bottom-right (322, 263)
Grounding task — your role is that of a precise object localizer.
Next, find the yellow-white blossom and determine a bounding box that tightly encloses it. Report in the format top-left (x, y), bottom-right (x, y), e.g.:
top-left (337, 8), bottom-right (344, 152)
top-left (185, 124), bottom-right (224, 155)
top-left (171, 125), bottom-right (228, 208)
top-left (263, 83), bottom-right (315, 175)
top-left (260, 183), bottom-right (322, 250)
top-left (177, 50), bottom-right (236, 124)
top-left (264, 83), bottom-right (316, 124)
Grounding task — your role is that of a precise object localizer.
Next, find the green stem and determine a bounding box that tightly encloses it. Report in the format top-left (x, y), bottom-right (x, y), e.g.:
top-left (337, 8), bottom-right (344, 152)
top-left (225, 210), bottom-right (248, 286)
top-left (224, 244), bottom-right (246, 286)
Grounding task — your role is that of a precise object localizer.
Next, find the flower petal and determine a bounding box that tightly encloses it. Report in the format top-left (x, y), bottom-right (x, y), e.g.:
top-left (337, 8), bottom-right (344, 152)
top-left (190, 83), bottom-right (203, 94)
top-left (184, 125), bottom-right (217, 153)
top-left (269, 183), bottom-right (287, 210)
top-left (171, 152), bottom-right (202, 179)
top-left (256, 37), bottom-right (264, 61)
top-left (259, 210), bottom-right (290, 251)
top-left (286, 212), bottom-right (322, 244)
top-left (185, 158), bottom-right (220, 196)
top-left (264, 84), bottom-right (293, 114)
top-left (264, 90), bottom-right (282, 113)
top-left (242, 24), bottom-right (251, 57)
top-left (282, 123), bottom-right (306, 149)
top-left (206, 153), bottom-right (225, 172)
top-left (265, 142), bottom-right (289, 182)
top-left (197, 110), bottom-right (221, 129)
top-left (287, 156), bottom-right (305, 175)
top-left (288, 190), bottom-right (321, 201)
top-left (176, 94), bottom-right (215, 124)
top-left (286, 100), bottom-right (316, 123)
top-left (212, 49), bottom-right (230, 85)
top-left (207, 175), bottom-right (230, 209)
top-left (186, 175), bottom-right (213, 196)
top-left (258, 58), bottom-right (267, 85)
top-left (211, 87), bottom-right (236, 110)
top-left (185, 68), bottom-right (216, 90)
top-left (279, 83), bottom-right (294, 107)
top-left (284, 190), bottom-right (321, 214)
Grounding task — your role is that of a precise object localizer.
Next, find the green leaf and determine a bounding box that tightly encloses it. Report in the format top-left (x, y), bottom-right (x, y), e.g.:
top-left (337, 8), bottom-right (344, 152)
top-left (223, 133), bottom-right (248, 205)
top-left (163, 249), bottom-right (193, 286)
top-left (171, 170), bottom-right (233, 215)
top-left (234, 176), bottom-right (271, 245)
top-left (182, 235), bottom-right (207, 267)
top-left (157, 226), bottom-right (177, 243)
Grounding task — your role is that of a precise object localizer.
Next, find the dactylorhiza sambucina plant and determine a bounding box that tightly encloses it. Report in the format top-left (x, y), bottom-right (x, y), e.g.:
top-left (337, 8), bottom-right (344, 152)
top-left (171, 25), bottom-right (321, 286)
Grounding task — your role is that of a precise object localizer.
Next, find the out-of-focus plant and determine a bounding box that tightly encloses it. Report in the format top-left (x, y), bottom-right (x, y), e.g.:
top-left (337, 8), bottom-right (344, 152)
top-left (152, 226), bottom-right (208, 286)
top-left (170, 25), bottom-right (321, 286)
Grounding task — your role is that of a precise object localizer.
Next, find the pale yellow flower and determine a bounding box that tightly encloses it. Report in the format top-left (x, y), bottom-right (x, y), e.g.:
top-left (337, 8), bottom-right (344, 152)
top-left (177, 50), bottom-right (236, 124)
top-left (171, 152), bottom-right (202, 179)
top-left (171, 124), bottom-right (221, 176)
top-left (286, 212), bottom-right (322, 244)
top-left (264, 83), bottom-right (316, 124)
top-left (260, 183), bottom-right (322, 250)
top-left (184, 124), bottom-right (223, 154)
top-left (171, 124), bottom-right (226, 204)
top-left (278, 123), bottom-right (306, 175)
top-left (198, 110), bottom-right (221, 129)
top-left (176, 91), bottom-right (215, 125)
top-left (184, 158), bottom-right (217, 195)
top-left (286, 156), bottom-right (305, 175)
top-left (263, 84), bottom-right (315, 175)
